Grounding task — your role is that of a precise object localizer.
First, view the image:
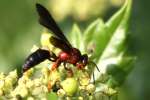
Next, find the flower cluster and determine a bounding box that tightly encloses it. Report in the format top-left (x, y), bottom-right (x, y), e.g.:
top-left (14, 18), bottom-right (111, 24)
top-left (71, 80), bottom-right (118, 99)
top-left (0, 63), bottom-right (118, 100)
top-left (0, 68), bottom-right (48, 99)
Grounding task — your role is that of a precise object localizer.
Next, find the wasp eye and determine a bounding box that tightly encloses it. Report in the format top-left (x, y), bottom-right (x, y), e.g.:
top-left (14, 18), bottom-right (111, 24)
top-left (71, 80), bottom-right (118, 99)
top-left (81, 54), bottom-right (88, 65)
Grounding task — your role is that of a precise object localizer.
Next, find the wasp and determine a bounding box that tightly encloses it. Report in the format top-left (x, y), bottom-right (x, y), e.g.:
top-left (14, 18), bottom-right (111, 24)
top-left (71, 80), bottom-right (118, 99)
top-left (22, 4), bottom-right (99, 74)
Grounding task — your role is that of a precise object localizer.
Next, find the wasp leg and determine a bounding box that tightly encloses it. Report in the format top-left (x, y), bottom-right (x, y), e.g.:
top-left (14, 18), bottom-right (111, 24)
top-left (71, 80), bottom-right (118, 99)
top-left (88, 61), bottom-right (100, 72)
top-left (95, 63), bottom-right (100, 72)
top-left (51, 58), bottom-right (61, 70)
top-left (63, 62), bottom-right (69, 70)
top-left (63, 62), bottom-right (73, 77)
top-left (93, 72), bottom-right (95, 84)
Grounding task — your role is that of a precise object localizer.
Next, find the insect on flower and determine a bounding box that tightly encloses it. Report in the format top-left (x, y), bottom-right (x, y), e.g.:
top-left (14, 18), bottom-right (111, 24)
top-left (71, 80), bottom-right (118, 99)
top-left (22, 3), bottom-right (100, 74)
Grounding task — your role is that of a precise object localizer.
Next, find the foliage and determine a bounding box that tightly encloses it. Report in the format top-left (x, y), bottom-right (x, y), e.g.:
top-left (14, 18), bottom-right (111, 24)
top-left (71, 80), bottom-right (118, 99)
top-left (0, 0), bottom-right (135, 99)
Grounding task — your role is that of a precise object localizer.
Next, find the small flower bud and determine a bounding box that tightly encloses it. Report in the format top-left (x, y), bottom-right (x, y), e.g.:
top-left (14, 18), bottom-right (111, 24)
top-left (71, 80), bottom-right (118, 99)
top-left (78, 71), bottom-right (90, 86)
top-left (61, 78), bottom-right (78, 96)
top-left (27, 96), bottom-right (34, 100)
top-left (78, 96), bottom-right (84, 100)
top-left (41, 98), bottom-right (47, 100)
top-left (78, 89), bottom-right (88, 97)
top-left (11, 97), bottom-right (18, 100)
top-left (11, 84), bottom-right (27, 97)
top-left (33, 79), bottom-right (42, 87)
top-left (8, 70), bottom-right (18, 82)
top-left (24, 68), bottom-right (34, 77)
top-left (18, 76), bottom-right (29, 85)
top-left (57, 89), bottom-right (66, 97)
top-left (0, 72), bottom-right (5, 80)
top-left (86, 84), bottom-right (95, 94)
top-left (79, 85), bottom-right (86, 90)
top-left (0, 80), bottom-right (4, 89)
top-left (32, 87), bottom-right (42, 96)
top-left (20, 86), bottom-right (28, 97)
top-left (32, 85), bottom-right (48, 96)
top-left (3, 77), bottom-right (13, 93)
top-left (66, 96), bottom-right (71, 100)
top-left (0, 89), bottom-right (3, 96)
top-left (104, 86), bottom-right (117, 96)
top-left (41, 67), bottom-right (49, 78)
top-left (49, 70), bottom-right (60, 85)
top-left (26, 79), bottom-right (34, 88)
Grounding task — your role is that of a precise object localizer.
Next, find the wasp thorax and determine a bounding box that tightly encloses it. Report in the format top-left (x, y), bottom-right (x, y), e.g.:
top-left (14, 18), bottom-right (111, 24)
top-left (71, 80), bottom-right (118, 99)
top-left (59, 52), bottom-right (69, 61)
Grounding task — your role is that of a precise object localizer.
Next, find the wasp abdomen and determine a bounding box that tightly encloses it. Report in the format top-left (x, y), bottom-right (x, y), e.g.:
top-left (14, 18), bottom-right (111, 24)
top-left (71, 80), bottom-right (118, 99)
top-left (23, 49), bottom-right (50, 72)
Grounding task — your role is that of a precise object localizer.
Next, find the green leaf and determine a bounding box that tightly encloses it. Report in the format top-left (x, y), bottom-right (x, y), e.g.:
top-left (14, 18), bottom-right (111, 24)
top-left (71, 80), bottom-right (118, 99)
top-left (47, 92), bottom-right (58, 100)
top-left (117, 55), bottom-right (136, 73)
top-left (83, 19), bottom-right (106, 61)
top-left (105, 0), bottom-right (130, 33)
top-left (106, 55), bottom-right (136, 87)
top-left (91, 0), bottom-right (133, 82)
top-left (69, 24), bottom-right (84, 52)
top-left (83, 0), bottom-right (132, 63)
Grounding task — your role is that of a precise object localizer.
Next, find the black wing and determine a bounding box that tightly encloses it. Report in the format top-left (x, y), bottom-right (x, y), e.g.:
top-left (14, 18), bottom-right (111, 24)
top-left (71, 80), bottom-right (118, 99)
top-left (50, 36), bottom-right (72, 52)
top-left (36, 3), bottom-right (72, 51)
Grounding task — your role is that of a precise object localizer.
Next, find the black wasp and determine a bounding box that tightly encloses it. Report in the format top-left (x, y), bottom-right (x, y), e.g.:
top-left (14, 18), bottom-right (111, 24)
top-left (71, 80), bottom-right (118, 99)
top-left (22, 4), bottom-right (100, 75)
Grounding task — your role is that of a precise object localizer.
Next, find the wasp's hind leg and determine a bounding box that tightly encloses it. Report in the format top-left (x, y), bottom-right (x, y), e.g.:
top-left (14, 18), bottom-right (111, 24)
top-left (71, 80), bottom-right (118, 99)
top-left (63, 62), bottom-right (73, 77)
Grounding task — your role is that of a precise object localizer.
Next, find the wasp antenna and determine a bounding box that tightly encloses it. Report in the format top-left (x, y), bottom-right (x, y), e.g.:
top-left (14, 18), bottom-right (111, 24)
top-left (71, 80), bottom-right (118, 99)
top-left (88, 61), bottom-right (100, 72)
top-left (95, 63), bottom-right (100, 72)
top-left (93, 72), bottom-right (95, 84)
top-left (88, 61), bottom-right (100, 84)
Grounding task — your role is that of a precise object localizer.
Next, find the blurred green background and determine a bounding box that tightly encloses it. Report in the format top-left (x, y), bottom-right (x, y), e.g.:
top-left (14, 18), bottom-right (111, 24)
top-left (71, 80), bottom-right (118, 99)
top-left (0, 0), bottom-right (149, 100)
